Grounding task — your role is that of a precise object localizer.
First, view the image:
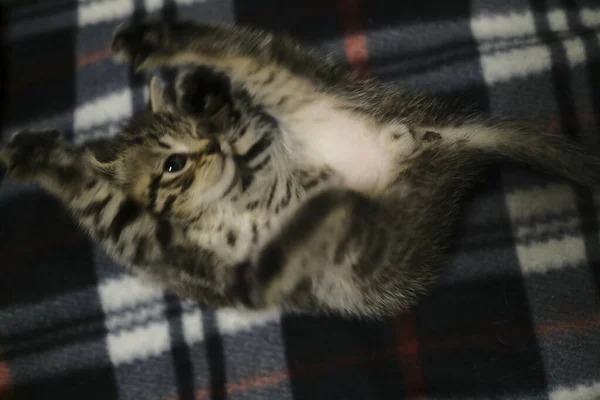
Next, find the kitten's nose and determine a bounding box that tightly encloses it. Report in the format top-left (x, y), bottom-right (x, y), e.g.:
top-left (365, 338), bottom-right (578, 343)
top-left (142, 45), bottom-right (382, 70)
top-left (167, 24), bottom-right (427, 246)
top-left (205, 140), bottom-right (221, 155)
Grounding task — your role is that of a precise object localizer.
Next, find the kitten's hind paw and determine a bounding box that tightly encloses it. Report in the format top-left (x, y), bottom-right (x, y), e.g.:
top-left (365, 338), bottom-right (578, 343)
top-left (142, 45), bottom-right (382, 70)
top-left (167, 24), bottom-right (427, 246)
top-left (175, 67), bottom-right (233, 118)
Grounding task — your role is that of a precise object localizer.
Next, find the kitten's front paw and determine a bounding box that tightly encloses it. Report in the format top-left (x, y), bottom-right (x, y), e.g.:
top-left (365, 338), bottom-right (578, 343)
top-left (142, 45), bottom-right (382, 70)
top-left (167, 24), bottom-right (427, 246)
top-left (112, 21), bottom-right (167, 66)
top-left (6, 129), bottom-right (62, 149)
top-left (112, 20), bottom-right (190, 69)
top-left (234, 244), bottom-right (290, 309)
top-left (1, 129), bottom-right (73, 181)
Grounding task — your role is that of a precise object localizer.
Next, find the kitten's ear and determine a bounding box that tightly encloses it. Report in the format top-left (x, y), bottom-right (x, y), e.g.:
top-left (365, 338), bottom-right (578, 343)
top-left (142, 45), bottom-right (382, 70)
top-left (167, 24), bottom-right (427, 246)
top-left (150, 76), bottom-right (175, 113)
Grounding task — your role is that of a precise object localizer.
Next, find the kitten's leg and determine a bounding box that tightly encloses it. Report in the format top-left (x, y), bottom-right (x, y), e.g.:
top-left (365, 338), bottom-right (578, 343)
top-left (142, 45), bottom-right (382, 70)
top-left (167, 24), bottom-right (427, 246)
top-left (111, 20), bottom-right (350, 114)
top-left (239, 149), bottom-right (470, 318)
top-left (0, 130), bottom-right (235, 307)
top-left (237, 189), bottom-right (410, 317)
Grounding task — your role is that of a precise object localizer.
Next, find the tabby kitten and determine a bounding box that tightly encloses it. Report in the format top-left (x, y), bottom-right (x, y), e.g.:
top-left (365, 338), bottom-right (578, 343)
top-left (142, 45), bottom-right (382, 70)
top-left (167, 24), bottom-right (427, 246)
top-left (2, 20), bottom-right (600, 319)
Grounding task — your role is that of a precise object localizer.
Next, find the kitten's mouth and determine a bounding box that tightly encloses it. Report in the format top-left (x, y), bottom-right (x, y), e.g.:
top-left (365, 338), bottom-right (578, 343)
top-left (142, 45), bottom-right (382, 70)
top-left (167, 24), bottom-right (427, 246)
top-left (214, 141), bottom-right (236, 188)
top-left (212, 143), bottom-right (226, 169)
top-left (217, 141), bottom-right (232, 169)
top-left (213, 153), bottom-right (227, 176)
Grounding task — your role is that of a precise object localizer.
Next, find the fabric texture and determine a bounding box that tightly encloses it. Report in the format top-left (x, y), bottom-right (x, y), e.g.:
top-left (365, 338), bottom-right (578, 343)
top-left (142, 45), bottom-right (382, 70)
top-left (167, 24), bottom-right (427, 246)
top-left (1, 0), bottom-right (600, 399)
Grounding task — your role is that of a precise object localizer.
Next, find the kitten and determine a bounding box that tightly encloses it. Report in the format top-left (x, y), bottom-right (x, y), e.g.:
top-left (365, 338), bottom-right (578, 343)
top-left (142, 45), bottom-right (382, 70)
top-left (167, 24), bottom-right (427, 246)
top-left (1, 20), bottom-right (599, 319)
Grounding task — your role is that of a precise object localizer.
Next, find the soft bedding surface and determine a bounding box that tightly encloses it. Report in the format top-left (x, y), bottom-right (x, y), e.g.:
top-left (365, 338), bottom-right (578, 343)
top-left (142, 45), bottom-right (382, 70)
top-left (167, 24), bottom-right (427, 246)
top-left (1, 0), bottom-right (600, 399)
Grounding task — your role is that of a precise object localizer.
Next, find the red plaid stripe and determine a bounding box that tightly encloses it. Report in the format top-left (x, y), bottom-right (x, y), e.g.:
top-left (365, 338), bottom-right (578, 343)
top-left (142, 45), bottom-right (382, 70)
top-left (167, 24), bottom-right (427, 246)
top-left (151, 310), bottom-right (600, 399)
top-left (336, 1), bottom-right (427, 397)
top-left (0, 348), bottom-right (13, 400)
top-left (337, 0), bottom-right (370, 76)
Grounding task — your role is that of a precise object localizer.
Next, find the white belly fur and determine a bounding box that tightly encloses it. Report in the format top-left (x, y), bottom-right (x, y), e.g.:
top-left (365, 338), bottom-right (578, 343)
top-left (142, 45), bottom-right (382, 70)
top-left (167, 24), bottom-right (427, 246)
top-left (283, 100), bottom-right (394, 193)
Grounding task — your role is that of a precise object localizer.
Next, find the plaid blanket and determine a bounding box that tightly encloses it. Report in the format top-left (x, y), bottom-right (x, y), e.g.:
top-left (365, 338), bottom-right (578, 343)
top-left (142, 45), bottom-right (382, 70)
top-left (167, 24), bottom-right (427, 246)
top-left (1, 0), bottom-right (600, 399)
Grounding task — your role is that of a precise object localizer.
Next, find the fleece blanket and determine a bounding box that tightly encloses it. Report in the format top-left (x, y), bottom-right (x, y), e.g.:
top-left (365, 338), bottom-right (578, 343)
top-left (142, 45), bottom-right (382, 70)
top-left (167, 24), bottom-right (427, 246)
top-left (1, 0), bottom-right (600, 399)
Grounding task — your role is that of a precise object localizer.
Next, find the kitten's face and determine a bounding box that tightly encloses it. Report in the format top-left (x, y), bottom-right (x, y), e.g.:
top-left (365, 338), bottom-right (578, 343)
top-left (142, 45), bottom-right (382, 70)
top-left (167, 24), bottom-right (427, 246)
top-left (86, 111), bottom-right (239, 218)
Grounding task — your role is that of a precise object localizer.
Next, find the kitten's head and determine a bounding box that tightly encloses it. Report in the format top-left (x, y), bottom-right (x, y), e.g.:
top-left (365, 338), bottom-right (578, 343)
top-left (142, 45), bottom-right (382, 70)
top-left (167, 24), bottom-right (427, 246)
top-left (85, 76), bottom-right (239, 218)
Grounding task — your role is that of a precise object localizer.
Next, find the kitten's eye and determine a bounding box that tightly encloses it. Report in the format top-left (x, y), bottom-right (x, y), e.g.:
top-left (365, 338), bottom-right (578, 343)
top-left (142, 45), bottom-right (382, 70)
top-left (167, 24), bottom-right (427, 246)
top-left (163, 154), bottom-right (188, 173)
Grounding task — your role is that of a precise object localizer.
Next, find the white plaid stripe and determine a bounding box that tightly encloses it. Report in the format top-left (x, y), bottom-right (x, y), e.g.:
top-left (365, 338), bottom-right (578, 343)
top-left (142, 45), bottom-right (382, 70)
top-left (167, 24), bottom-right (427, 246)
top-left (470, 8), bottom-right (600, 84)
top-left (74, 88), bottom-right (137, 133)
top-left (581, 8), bottom-right (600, 27)
top-left (97, 273), bottom-right (281, 365)
top-left (471, 1), bottom-right (600, 393)
top-left (505, 183), bottom-right (587, 274)
top-left (550, 382), bottom-right (600, 400)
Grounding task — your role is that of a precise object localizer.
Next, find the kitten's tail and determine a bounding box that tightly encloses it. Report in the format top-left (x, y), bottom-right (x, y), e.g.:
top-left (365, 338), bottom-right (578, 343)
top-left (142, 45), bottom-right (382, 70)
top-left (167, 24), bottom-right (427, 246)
top-left (438, 121), bottom-right (600, 188)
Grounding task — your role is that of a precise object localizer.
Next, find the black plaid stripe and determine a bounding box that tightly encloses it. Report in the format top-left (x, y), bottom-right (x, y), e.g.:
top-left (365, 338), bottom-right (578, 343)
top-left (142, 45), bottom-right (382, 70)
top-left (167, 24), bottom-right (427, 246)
top-left (528, 0), bottom-right (600, 389)
top-left (0, 188), bottom-right (119, 399)
top-left (559, 0), bottom-right (600, 293)
top-left (124, 2), bottom-right (204, 399)
top-left (0, 9), bottom-right (105, 399)
top-left (529, 0), bottom-right (600, 292)
top-left (1, 1), bottom-right (78, 135)
top-left (472, 0), bottom-right (600, 393)
top-left (415, 279), bottom-right (547, 398)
